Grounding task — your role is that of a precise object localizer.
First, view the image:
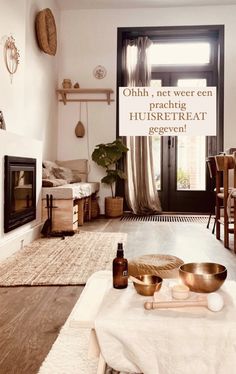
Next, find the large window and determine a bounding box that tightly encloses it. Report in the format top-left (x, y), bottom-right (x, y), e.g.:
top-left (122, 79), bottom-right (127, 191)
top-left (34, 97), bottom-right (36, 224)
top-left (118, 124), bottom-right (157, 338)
top-left (150, 42), bottom-right (211, 65)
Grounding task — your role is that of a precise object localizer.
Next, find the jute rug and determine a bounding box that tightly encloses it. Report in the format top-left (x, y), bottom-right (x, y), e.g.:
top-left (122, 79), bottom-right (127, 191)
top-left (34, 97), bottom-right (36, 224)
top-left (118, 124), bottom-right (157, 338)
top-left (0, 231), bottom-right (127, 286)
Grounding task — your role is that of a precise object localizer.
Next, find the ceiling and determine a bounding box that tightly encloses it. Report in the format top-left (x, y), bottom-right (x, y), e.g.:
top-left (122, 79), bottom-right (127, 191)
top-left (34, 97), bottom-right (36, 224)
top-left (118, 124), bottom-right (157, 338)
top-left (56, 0), bottom-right (236, 10)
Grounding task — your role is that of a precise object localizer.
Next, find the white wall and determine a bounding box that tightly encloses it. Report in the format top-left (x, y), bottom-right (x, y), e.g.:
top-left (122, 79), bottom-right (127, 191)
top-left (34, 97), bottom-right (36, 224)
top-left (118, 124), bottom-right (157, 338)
top-left (0, 0), bottom-right (59, 160)
top-left (58, 5), bottom-right (236, 212)
top-left (0, 0), bottom-right (59, 257)
top-left (25, 0), bottom-right (59, 159)
top-left (0, 0), bottom-right (26, 134)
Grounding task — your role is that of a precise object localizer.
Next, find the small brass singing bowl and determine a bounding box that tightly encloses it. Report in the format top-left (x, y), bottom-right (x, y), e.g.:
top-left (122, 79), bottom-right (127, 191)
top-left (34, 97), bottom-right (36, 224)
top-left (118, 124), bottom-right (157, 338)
top-left (179, 262), bottom-right (227, 293)
top-left (133, 274), bottom-right (163, 296)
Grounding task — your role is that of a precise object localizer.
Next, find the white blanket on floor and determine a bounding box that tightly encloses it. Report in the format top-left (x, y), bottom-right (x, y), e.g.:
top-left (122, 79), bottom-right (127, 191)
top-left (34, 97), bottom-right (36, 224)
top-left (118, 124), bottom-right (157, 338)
top-left (95, 280), bottom-right (236, 374)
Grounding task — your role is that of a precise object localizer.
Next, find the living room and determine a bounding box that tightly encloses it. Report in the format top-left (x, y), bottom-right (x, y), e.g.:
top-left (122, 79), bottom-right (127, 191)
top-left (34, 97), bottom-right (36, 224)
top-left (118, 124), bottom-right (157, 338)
top-left (0, 0), bottom-right (236, 373)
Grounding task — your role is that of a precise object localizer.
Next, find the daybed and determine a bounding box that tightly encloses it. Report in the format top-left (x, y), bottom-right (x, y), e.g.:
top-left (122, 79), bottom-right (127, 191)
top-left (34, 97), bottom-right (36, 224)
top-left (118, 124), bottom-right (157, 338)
top-left (42, 159), bottom-right (99, 231)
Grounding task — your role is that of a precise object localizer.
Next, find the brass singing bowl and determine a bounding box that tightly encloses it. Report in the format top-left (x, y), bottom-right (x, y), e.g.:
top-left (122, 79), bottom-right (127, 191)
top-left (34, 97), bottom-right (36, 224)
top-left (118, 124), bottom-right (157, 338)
top-left (179, 262), bottom-right (227, 293)
top-left (133, 274), bottom-right (163, 296)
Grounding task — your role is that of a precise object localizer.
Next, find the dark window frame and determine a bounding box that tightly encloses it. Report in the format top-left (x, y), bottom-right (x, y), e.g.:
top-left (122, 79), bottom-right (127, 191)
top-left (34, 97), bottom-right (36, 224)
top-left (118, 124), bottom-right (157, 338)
top-left (117, 25), bottom-right (224, 152)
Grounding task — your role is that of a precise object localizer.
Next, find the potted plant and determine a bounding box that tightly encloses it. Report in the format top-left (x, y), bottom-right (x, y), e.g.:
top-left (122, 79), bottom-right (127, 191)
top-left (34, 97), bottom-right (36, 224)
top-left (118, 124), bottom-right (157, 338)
top-left (92, 139), bottom-right (129, 217)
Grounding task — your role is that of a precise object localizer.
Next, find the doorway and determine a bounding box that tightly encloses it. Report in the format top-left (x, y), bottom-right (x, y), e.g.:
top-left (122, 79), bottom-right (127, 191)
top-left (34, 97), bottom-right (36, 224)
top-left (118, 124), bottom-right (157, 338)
top-left (152, 71), bottom-right (213, 212)
top-left (146, 37), bottom-right (220, 212)
top-left (117, 26), bottom-right (224, 213)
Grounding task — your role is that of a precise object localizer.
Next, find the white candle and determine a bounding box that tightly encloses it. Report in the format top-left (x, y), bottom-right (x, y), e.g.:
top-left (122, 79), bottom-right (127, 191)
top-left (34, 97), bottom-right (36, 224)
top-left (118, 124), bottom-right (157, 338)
top-left (171, 284), bottom-right (190, 300)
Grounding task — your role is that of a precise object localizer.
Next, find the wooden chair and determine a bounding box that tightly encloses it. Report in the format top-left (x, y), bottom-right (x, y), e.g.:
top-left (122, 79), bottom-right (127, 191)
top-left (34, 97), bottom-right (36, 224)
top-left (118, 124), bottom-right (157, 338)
top-left (215, 155), bottom-right (236, 251)
top-left (206, 156), bottom-right (217, 234)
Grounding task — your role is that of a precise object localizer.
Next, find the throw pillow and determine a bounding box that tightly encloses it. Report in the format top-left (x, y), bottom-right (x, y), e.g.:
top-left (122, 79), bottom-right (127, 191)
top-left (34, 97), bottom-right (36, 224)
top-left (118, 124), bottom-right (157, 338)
top-left (42, 167), bottom-right (50, 179)
top-left (51, 166), bottom-right (73, 182)
top-left (70, 170), bottom-right (81, 183)
top-left (43, 160), bottom-right (58, 169)
top-left (42, 179), bottom-right (67, 187)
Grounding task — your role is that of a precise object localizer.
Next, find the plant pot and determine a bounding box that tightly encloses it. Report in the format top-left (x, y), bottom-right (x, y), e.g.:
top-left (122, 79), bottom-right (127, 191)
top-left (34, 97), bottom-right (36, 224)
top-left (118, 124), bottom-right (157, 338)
top-left (105, 196), bottom-right (123, 218)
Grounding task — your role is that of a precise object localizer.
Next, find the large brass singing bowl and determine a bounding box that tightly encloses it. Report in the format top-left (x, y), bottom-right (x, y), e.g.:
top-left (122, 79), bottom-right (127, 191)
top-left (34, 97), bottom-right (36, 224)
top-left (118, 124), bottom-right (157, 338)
top-left (133, 274), bottom-right (163, 296)
top-left (179, 262), bottom-right (227, 293)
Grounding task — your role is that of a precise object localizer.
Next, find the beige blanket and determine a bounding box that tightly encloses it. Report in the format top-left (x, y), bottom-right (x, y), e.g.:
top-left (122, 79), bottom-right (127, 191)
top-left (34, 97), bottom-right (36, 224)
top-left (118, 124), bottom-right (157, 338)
top-left (95, 280), bottom-right (236, 374)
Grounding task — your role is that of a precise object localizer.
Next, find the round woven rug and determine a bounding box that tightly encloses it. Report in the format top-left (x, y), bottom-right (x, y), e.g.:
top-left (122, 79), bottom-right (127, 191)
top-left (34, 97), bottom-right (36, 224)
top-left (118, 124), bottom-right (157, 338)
top-left (128, 254), bottom-right (184, 279)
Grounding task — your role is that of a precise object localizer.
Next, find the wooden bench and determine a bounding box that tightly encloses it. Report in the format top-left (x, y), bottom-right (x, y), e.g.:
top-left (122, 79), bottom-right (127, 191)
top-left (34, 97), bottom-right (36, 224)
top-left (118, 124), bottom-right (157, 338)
top-left (42, 194), bottom-right (94, 231)
top-left (42, 159), bottom-right (99, 231)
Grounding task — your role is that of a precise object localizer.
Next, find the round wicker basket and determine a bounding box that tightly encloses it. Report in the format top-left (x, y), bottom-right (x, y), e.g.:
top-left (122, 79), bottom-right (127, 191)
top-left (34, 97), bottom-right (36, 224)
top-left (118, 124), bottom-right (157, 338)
top-left (62, 79), bottom-right (72, 89)
top-left (105, 197), bottom-right (123, 218)
top-left (129, 254), bottom-right (184, 279)
top-left (35, 8), bottom-right (57, 56)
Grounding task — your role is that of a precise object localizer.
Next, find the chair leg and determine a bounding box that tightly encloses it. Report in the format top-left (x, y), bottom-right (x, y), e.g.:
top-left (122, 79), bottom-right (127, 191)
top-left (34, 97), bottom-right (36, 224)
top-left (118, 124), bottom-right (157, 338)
top-left (234, 198), bottom-right (236, 253)
top-left (206, 213), bottom-right (212, 229)
top-left (224, 210), bottom-right (229, 249)
top-left (212, 217), bottom-right (216, 234)
top-left (216, 198), bottom-right (221, 240)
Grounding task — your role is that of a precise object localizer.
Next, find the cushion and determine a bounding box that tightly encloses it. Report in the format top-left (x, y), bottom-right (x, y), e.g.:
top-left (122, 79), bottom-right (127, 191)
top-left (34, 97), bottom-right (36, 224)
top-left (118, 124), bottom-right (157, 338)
top-left (43, 160), bottom-right (88, 183)
top-left (42, 167), bottom-right (50, 179)
top-left (69, 170), bottom-right (82, 183)
top-left (42, 182), bottom-right (100, 199)
top-left (128, 254), bottom-right (184, 279)
top-left (56, 159), bottom-right (88, 182)
top-left (51, 166), bottom-right (73, 182)
top-left (56, 159), bottom-right (88, 173)
top-left (50, 166), bottom-right (81, 183)
top-left (42, 179), bottom-right (67, 187)
top-left (43, 160), bottom-right (58, 169)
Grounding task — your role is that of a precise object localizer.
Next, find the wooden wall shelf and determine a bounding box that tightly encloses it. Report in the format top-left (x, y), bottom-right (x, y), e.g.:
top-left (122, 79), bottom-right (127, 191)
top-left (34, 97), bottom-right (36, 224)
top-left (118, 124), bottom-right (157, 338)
top-left (57, 88), bottom-right (114, 105)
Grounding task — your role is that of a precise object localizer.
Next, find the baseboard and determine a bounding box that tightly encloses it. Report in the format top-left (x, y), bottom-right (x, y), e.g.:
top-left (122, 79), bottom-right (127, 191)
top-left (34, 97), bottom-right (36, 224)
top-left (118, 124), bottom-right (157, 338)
top-left (0, 223), bottom-right (42, 260)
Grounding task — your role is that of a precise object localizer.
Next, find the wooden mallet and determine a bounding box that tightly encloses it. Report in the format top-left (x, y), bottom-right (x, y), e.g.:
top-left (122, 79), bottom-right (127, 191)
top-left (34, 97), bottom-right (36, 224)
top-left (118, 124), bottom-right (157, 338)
top-left (144, 293), bottom-right (224, 312)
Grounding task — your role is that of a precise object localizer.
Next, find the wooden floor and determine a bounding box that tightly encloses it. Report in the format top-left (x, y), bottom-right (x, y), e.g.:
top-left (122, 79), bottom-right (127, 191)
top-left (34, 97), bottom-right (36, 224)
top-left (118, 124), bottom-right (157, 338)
top-left (0, 286), bottom-right (83, 374)
top-left (0, 217), bottom-right (236, 373)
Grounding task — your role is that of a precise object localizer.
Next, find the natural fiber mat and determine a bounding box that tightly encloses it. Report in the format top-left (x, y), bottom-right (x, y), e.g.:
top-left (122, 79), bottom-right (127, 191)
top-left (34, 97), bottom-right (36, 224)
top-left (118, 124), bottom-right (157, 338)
top-left (0, 231), bottom-right (127, 286)
top-left (121, 215), bottom-right (208, 223)
top-left (38, 301), bottom-right (130, 374)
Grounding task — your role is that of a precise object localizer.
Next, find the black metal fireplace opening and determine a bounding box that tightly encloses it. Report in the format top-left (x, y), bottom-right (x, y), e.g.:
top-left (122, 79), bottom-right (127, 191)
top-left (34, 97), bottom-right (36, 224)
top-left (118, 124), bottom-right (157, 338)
top-left (4, 156), bottom-right (36, 233)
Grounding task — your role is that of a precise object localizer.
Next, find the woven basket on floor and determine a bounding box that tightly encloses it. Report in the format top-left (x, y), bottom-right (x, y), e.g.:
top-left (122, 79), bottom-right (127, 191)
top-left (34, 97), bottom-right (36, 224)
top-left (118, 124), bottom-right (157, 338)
top-left (91, 198), bottom-right (100, 218)
top-left (35, 8), bottom-right (57, 56)
top-left (105, 197), bottom-right (123, 218)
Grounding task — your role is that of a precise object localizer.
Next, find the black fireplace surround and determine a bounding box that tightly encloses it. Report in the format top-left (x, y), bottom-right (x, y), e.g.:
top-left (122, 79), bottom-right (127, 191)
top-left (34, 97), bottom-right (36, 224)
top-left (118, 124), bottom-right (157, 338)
top-left (4, 156), bottom-right (36, 233)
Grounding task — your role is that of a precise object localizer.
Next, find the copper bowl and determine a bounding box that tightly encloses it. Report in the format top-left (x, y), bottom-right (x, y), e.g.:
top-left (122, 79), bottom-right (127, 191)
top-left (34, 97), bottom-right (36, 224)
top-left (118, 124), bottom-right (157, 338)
top-left (133, 274), bottom-right (163, 296)
top-left (179, 262), bottom-right (227, 293)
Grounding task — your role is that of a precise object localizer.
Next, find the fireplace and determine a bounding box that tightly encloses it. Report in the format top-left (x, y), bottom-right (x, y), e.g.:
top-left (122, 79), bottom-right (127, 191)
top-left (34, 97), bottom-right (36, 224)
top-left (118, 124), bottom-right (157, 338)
top-left (4, 156), bottom-right (36, 233)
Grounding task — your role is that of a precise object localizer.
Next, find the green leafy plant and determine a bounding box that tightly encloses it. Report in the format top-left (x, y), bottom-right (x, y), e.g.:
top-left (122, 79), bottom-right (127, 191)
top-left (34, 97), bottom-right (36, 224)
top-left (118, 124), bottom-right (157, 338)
top-left (177, 168), bottom-right (190, 190)
top-left (92, 139), bottom-right (129, 197)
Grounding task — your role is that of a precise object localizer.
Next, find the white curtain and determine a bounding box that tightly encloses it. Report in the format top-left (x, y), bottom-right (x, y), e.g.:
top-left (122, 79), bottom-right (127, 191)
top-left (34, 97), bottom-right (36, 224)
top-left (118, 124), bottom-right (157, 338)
top-left (122, 36), bottom-right (162, 214)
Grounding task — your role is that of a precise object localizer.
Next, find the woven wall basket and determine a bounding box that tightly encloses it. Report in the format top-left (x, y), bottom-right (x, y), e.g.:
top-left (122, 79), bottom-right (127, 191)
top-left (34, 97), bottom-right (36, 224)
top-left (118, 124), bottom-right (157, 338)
top-left (35, 8), bottom-right (57, 56)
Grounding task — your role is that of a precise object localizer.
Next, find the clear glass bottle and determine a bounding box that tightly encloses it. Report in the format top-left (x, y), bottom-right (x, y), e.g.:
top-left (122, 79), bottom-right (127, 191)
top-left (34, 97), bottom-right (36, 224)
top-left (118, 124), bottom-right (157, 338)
top-left (113, 243), bottom-right (128, 289)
